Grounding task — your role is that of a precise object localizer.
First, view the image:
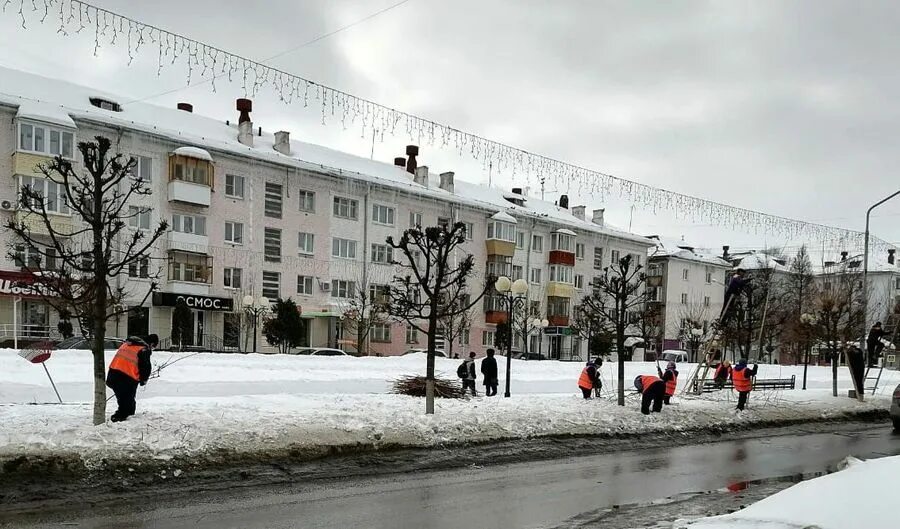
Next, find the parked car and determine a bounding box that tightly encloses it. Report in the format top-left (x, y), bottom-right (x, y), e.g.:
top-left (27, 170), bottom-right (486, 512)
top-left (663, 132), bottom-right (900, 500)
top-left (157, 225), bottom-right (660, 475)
top-left (297, 347), bottom-right (351, 356)
top-left (659, 350), bottom-right (689, 364)
top-left (54, 337), bottom-right (125, 350)
top-left (403, 348), bottom-right (447, 357)
top-left (891, 383), bottom-right (900, 431)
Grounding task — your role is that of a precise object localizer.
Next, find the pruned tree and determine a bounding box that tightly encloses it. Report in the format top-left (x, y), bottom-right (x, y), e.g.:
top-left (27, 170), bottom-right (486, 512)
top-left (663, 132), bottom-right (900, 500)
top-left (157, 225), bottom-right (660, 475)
top-left (571, 303), bottom-right (615, 359)
top-left (262, 297), bottom-right (304, 355)
top-left (578, 254), bottom-right (649, 405)
top-left (438, 293), bottom-right (475, 359)
top-left (171, 297), bottom-right (193, 350)
top-left (812, 265), bottom-right (866, 396)
top-left (386, 222), bottom-right (489, 414)
top-left (676, 300), bottom-right (709, 362)
top-left (339, 277), bottom-right (389, 356)
top-left (6, 136), bottom-right (166, 425)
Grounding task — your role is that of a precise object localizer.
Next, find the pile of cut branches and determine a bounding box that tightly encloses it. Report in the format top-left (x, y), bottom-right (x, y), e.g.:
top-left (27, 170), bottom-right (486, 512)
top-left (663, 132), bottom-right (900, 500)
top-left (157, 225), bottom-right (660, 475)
top-left (392, 375), bottom-right (464, 398)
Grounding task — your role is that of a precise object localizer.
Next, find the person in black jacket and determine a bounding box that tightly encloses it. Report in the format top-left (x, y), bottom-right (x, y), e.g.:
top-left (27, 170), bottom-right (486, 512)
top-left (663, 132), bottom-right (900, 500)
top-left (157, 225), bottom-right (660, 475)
top-left (106, 334), bottom-right (157, 422)
top-left (720, 269), bottom-right (748, 325)
top-left (481, 348), bottom-right (499, 397)
top-left (866, 322), bottom-right (886, 367)
top-left (457, 351), bottom-right (477, 396)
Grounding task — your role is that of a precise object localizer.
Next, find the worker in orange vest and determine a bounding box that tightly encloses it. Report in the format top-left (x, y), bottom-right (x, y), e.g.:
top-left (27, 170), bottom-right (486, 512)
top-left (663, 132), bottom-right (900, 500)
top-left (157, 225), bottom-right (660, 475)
top-left (634, 374), bottom-right (666, 414)
top-left (713, 360), bottom-right (732, 389)
top-left (731, 358), bottom-right (758, 411)
top-left (106, 334), bottom-right (157, 422)
top-left (657, 361), bottom-right (678, 404)
top-left (577, 357), bottom-right (603, 399)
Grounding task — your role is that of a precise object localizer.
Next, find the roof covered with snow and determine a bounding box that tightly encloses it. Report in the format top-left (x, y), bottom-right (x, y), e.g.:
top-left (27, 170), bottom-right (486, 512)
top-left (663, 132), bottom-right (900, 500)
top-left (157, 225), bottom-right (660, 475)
top-left (646, 235), bottom-right (730, 267)
top-left (173, 146), bottom-right (213, 161)
top-left (732, 252), bottom-right (789, 272)
top-left (490, 211), bottom-right (517, 223)
top-left (0, 66), bottom-right (651, 246)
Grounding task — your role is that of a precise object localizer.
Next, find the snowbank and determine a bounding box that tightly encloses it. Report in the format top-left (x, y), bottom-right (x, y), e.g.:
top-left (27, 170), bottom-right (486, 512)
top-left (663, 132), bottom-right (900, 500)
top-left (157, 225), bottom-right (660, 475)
top-left (677, 455), bottom-right (900, 529)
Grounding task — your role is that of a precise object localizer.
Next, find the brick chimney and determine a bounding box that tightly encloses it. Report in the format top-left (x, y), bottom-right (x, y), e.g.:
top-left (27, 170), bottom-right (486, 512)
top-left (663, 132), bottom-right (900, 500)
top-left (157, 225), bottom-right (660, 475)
top-left (889, 249), bottom-right (896, 265)
top-left (841, 251), bottom-right (848, 262)
top-left (592, 208), bottom-right (605, 227)
top-left (236, 98), bottom-right (253, 147)
top-left (439, 171), bottom-right (455, 193)
top-left (559, 194), bottom-right (569, 209)
top-left (414, 166), bottom-right (428, 186)
top-left (405, 145), bottom-right (419, 175)
top-left (722, 245), bottom-right (730, 259)
top-left (572, 205), bottom-right (586, 221)
top-left (274, 131), bottom-right (291, 155)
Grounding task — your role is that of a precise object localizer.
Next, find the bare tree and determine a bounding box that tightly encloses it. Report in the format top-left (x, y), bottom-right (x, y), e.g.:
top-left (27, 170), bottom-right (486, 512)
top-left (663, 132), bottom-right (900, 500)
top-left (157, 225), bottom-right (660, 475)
top-left (7, 137), bottom-right (166, 424)
top-left (386, 222), bottom-right (489, 414)
top-left (438, 293), bottom-right (475, 359)
top-left (812, 265), bottom-right (866, 396)
top-left (339, 276), bottom-right (389, 356)
top-left (577, 254), bottom-right (649, 405)
top-left (676, 300), bottom-right (709, 362)
top-left (780, 246), bottom-right (818, 382)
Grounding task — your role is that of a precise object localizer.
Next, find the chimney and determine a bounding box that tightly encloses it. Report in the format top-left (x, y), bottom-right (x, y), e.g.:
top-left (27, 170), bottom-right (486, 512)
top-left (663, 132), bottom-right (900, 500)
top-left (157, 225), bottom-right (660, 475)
top-left (512, 187), bottom-right (523, 195)
top-left (841, 251), bottom-right (848, 262)
top-left (238, 121), bottom-right (254, 147)
top-left (177, 102), bottom-right (193, 113)
top-left (889, 249), bottom-right (896, 265)
top-left (274, 131), bottom-right (291, 155)
top-left (572, 205), bottom-right (586, 221)
top-left (405, 145), bottom-right (419, 175)
top-left (592, 208), bottom-right (605, 227)
top-left (559, 194), bottom-right (569, 209)
top-left (439, 171), bottom-right (455, 193)
top-left (393, 157), bottom-right (406, 168)
top-left (722, 245), bottom-right (730, 259)
top-left (414, 165), bottom-right (428, 186)
top-left (236, 98), bottom-right (252, 124)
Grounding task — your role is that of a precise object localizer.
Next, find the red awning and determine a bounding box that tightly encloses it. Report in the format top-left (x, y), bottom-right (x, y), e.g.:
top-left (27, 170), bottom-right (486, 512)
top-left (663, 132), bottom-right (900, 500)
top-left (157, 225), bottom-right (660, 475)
top-left (0, 270), bottom-right (46, 298)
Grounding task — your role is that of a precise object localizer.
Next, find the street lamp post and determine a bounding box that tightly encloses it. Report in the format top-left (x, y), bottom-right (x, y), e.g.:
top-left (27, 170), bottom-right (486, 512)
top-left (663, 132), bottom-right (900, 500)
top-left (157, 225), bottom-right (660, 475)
top-left (690, 326), bottom-right (703, 362)
top-left (532, 317), bottom-right (549, 360)
top-left (242, 295), bottom-right (270, 354)
top-left (800, 312), bottom-right (817, 390)
top-left (862, 190), bottom-right (900, 348)
top-left (495, 276), bottom-right (528, 397)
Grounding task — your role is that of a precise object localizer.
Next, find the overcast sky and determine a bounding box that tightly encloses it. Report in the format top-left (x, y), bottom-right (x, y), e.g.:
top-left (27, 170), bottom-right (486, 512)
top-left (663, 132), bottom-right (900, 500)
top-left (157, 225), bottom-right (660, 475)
top-left (2, 0), bottom-right (899, 262)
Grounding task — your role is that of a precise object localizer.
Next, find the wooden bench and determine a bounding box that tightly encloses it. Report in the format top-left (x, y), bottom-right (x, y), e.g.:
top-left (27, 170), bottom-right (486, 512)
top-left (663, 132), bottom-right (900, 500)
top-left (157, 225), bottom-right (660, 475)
top-left (692, 375), bottom-right (795, 393)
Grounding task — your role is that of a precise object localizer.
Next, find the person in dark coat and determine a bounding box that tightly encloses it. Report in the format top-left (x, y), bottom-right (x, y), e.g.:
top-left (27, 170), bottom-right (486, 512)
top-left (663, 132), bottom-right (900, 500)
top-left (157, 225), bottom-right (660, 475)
top-left (634, 374), bottom-right (666, 415)
top-left (846, 344), bottom-right (866, 398)
top-left (458, 351), bottom-right (477, 396)
top-left (106, 334), bottom-right (157, 422)
top-left (866, 322), bottom-right (886, 368)
top-left (481, 348), bottom-right (499, 397)
top-left (720, 269), bottom-right (748, 325)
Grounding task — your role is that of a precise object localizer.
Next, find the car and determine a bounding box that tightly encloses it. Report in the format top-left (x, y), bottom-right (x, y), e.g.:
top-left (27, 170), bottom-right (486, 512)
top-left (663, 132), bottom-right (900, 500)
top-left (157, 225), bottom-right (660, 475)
top-left (54, 337), bottom-right (125, 350)
top-left (891, 383), bottom-right (900, 431)
top-left (659, 350), bottom-right (689, 364)
top-left (403, 348), bottom-right (447, 357)
top-left (306, 347), bottom-right (351, 356)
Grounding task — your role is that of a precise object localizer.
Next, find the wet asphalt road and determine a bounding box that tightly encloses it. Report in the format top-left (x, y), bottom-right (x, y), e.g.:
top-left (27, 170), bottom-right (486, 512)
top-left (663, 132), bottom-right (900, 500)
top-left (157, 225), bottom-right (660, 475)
top-left (8, 424), bottom-right (900, 529)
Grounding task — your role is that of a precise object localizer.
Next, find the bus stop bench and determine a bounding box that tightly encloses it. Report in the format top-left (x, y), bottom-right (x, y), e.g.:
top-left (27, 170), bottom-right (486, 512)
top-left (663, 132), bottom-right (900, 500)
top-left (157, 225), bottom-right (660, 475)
top-left (693, 375), bottom-right (795, 393)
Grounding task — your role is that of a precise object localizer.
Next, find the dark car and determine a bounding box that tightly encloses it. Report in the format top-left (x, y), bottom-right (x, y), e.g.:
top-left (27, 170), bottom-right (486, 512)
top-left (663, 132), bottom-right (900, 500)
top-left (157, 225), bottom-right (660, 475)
top-left (891, 383), bottom-right (900, 431)
top-left (54, 337), bottom-right (125, 350)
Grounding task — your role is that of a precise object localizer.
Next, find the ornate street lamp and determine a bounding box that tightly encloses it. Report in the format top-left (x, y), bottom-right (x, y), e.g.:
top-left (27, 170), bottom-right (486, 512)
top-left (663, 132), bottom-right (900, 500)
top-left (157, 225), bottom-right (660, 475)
top-left (495, 276), bottom-right (528, 397)
top-left (242, 294), bottom-right (270, 354)
top-left (532, 317), bottom-right (549, 360)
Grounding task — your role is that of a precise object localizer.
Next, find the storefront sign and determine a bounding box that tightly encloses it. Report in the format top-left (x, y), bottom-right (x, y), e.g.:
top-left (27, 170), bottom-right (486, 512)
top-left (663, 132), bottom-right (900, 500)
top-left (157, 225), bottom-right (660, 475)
top-left (0, 270), bottom-right (44, 298)
top-left (152, 292), bottom-right (234, 311)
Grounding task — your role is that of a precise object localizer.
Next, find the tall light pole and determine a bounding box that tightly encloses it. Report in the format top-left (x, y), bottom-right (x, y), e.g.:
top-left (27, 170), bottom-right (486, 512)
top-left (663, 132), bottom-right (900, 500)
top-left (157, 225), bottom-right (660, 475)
top-left (495, 276), bottom-right (528, 397)
top-left (862, 190), bottom-right (900, 347)
top-left (690, 326), bottom-right (703, 362)
top-left (532, 317), bottom-right (549, 360)
top-left (242, 295), bottom-right (270, 354)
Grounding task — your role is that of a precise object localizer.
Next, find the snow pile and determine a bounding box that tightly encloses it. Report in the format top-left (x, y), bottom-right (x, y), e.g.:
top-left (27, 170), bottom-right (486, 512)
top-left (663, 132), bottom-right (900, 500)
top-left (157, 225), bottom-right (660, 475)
top-left (677, 455), bottom-right (900, 529)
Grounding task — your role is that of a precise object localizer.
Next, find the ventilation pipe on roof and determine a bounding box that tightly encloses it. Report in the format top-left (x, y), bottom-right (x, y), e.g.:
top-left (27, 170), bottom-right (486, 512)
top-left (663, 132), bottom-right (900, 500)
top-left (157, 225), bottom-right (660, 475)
top-left (559, 194), bottom-right (569, 209)
top-left (394, 157), bottom-right (406, 168)
top-left (439, 171), bottom-right (455, 193)
top-left (512, 187), bottom-right (523, 195)
top-left (841, 251), bottom-right (848, 261)
top-left (592, 208), bottom-right (605, 227)
top-left (414, 166), bottom-right (428, 186)
top-left (405, 145), bottom-right (419, 175)
top-left (236, 98), bottom-right (252, 124)
top-left (274, 131), bottom-right (291, 155)
top-left (722, 245), bottom-right (730, 259)
top-left (236, 98), bottom-right (253, 147)
top-left (572, 205), bottom-right (586, 221)
top-left (825, 260), bottom-right (835, 268)
top-left (889, 249), bottom-right (896, 265)
top-left (177, 102), bottom-right (193, 113)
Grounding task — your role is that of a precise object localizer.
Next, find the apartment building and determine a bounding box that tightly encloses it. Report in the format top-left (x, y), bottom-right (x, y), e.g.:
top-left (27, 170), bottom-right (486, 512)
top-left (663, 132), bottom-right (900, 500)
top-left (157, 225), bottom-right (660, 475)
top-left (0, 66), bottom-right (653, 356)
top-left (645, 236), bottom-right (731, 352)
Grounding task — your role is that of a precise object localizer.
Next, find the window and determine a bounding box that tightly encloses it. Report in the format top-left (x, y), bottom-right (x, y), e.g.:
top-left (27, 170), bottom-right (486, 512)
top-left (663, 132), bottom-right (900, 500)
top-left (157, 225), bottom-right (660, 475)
top-left (512, 265), bottom-right (524, 281)
top-left (550, 232), bottom-right (573, 252)
top-left (128, 257), bottom-right (150, 279)
top-left (682, 268), bottom-right (689, 281)
top-left (131, 156), bottom-right (153, 182)
top-left (297, 275), bottom-right (314, 295)
top-left (264, 228), bottom-right (282, 263)
top-left (516, 231), bottom-right (525, 250)
top-left (576, 243), bottom-right (585, 260)
top-left (459, 327), bottom-right (470, 346)
top-left (705, 269), bottom-right (713, 284)
top-left (171, 156), bottom-right (211, 186)
top-left (262, 271), bottom-right (280, 300)
top-left (406, 325), bottom-right (419, 344)
top-left (547, 297), bottom-right (569, 318)
top-left (486, 255), bottom-right (512, 278)
top-left (372, 204), bottom-right (395, 226)
top-left (681, 293), bottom-right (688, 304)
top-left (265, 182), bottom-right (283, 218)
top-left (128, 206), bottom-right (150, 230)
top-left (411, 250), bottom-right (423, 268)
top-left (224, 267), bottom-right (242, 289)
top-left (298, 189), bottom-right (315, 212)
top-left (298, 232), bottom-right (314, 255)
top-left (482, 330), bottom-right (495, 346)
top-left (530, 267), bottom-right (543, 284)
top-left (371, 323), bottom-right (391, 343)
top-left (437, 216), bottom-right (451, 229)
top-left (225, 174), bottom-right (245, 199)
top-left (575, 274), bottom-right (584, 289)
top-left (331, 279), bottom-right (356, 298)
top-left (549, 265), bottom-right (573, 284)
top-left (593, 247), bottom-right (604, 270)
top-left (463, 222), bottom-right (474, 240)
top-left (630, 253), bottom-right (642, 267)
top-left (171, 213), bottom-right (206, 235)
top-left (371, 243), bottom-right (393, 264)
top-left (610, 250), bottom-right (620, 265)
top-left (896, 277), bottom-right (900, 290)
top-left (169, 252), bottom-right (211, 283)
top-left (529, 300), bottom-right (540, 317)
top-left (333, 196), bottom-right (359, 220)
top-left (18, 122), bottom-right (74, 158)
top-left (13, 245), bottom-right (40, 270)
top-left (703, 296), bottom-right (710, 307)
top-left (483, 294), bottom-right (505, 313)
top-left (332, 238), bottom-right (358, 259)
top-left (20, 176), bottom-right (69, 215)
top-left (487, 221), bottom-right (516, 242)
top-left (370, 284), bottom-right (390, 304)
top-left (409, 211), bottom-right (422, 227)
top-left (224, 221), bottom-right (243, 245)
top-left (532, 235), bottom-right (544, 253)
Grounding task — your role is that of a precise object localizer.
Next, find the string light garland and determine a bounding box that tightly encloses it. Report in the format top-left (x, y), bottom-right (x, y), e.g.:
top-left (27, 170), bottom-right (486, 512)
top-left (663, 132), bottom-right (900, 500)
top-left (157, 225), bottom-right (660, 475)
top-left (2, 0), bottom-right (891, 254)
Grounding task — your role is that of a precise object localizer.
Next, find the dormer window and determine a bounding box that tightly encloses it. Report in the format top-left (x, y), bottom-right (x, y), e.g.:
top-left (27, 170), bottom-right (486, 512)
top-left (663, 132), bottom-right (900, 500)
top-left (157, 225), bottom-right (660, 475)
top-left (18, 122), bottom-right (74, 158)
top-left (89, 97), bottom-right (122, 112)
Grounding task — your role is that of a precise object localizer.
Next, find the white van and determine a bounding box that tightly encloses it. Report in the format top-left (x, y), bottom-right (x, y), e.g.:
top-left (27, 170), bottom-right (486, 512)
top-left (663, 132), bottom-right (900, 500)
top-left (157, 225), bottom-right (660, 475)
top-left (659, 350), bottom-right (689, 363)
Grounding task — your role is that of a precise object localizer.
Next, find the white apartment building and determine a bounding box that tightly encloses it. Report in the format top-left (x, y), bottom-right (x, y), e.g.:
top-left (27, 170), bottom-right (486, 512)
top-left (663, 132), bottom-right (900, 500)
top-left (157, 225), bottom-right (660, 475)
top-left (0, 66), bottom-right (653, 356)
top-left (645, 236), bottom-right (731, 353)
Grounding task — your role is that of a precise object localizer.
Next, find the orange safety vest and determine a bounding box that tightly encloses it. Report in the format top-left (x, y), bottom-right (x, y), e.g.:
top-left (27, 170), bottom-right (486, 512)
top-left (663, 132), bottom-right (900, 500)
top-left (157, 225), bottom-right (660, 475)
top-left (665, 372), bottom-right (677, 396)
top-left (109, 342), bottom-right (143, 381)
top-left (639, 375), bottom-right (661, 393)
top-left (732, 367), bottom-right (753, 392)
top-left (578, 366), bottom-right (594, 389)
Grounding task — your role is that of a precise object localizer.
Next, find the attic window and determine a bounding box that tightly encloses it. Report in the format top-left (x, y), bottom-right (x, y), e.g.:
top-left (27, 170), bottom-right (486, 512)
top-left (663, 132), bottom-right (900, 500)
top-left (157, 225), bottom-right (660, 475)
top-left (89, 97), bottom-right (122, 112)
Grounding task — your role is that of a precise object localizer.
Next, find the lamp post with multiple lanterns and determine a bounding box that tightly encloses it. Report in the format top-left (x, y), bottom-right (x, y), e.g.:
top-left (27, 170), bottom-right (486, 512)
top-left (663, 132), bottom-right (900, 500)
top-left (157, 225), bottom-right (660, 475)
top-left (495, 276), bottom-right (528, 397)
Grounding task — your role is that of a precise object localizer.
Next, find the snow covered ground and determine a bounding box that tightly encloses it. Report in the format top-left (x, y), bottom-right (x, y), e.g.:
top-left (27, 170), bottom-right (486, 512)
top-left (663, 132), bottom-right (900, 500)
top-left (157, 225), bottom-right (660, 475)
top-left (1, 349), bottom-right (897, 467)
top-left (676, 455), bottom-right (899, 529)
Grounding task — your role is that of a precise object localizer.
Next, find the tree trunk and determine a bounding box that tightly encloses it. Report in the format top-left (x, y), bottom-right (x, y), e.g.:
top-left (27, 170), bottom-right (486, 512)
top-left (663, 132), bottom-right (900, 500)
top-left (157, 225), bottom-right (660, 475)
top-left (425, 315), bottom-right (437, 415)
top-left (617, 331), bottom-right (626, 406)
top-left (92, 294), bottom-right (108, 425)
top-left (802, 346), bottom-right (810, 390)
top-left (831, 347), bottom-right (838, 397)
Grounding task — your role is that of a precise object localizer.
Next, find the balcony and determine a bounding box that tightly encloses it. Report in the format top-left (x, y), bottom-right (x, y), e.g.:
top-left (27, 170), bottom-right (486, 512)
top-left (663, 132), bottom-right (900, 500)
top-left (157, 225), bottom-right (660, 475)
top-left (548, 250), bottom-right (575, 266)
top-left (546, 282), bottom-right (574, 298)
top-left (167, 230), bottom-right (209, 254)
top-left (167, 180), bottom-right (211, 207)
top-left (14, 210), bottom-right (75, 237)
top-left (547, 315), bottom-right (569, 327)
top-left (12, 152), bottom-right (52, 178)
top-left (167, 251), bottom-right (212, 295)
top-left (485, 310), bottom-right (508, 325)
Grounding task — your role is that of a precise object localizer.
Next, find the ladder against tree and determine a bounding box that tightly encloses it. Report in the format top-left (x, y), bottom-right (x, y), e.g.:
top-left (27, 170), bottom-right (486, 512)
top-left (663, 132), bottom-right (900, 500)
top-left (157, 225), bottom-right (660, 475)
top-left (682, 331), bottom-right (724, 395)
top-left (862, 312), bottom-right (899, 395)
